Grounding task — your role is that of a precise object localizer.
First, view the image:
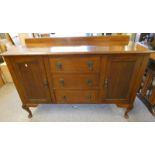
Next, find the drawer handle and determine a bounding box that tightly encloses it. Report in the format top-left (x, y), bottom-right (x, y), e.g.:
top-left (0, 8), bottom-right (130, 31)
top-left (60, 79), bottom-right (65, 87)
top-left (87, 61), bottom-right (94, 71)
top-left (87, 79), bottom-right (93, 86)
top-left (56, 62), bottom-right (62, 70)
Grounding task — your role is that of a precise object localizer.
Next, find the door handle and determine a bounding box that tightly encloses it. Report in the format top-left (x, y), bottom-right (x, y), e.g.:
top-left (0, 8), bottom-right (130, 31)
top-left (104, 79), bottom-right (108, 88)
top-left (43, 79), bottom-right (49, 87)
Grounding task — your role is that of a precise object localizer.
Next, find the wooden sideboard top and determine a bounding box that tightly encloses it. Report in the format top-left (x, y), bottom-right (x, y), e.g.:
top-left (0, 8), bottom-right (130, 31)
top-left (1, 42), bottom-right (153, 56)
top-left (150, 53), bottom-right (155, 62)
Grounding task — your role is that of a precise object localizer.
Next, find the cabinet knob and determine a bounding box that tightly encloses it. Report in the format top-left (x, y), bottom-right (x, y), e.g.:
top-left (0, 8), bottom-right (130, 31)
top-left (87, 79), bottom-right (93, 86)
top-left (60, 79), bottom-right (65, 87)
top-left (56, 62), bottom-right (62, 71)
top-left (87, 61), bottom-right (94, 71)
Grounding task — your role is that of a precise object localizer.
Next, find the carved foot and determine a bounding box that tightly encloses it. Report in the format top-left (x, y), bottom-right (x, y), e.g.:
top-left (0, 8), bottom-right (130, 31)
top-left (124, 111), bottom-right (129, 119)
top-left (152, 106), bottom-right (155, 116)
top-left (22, 105), bottom-right (32, 118)
top-left (124, 107), bottom-right (133, 119)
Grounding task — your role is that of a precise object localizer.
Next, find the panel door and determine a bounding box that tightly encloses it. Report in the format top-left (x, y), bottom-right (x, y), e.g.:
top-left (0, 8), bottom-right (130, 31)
top-left (12, 56), bottom-right (51, 104)
top-left (103, 55), bottom-right (141, 103)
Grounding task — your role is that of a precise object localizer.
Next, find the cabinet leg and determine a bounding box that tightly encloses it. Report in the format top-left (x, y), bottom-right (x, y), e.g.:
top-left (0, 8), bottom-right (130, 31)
top-left (152, 106), bottom-right (155, 116)
top-left (22, 105), bottom-right (33, 118)
top-left (124, 106), bottom-right (133, 119)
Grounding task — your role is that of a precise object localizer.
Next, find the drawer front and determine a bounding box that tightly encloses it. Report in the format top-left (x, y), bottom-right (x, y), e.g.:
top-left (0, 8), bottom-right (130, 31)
top-left (50, 56), bottom-right (100, 73)
top-left (52, 74), bottom-right (99, 89)
top-left (55, 90), bottom-right (99, 103)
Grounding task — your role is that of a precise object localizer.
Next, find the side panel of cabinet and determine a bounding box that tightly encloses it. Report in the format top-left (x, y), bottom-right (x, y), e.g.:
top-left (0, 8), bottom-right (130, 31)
top-left (5, 56), bottom-right (51, 104)
top-left (101, 55), bottom-right (142, 104)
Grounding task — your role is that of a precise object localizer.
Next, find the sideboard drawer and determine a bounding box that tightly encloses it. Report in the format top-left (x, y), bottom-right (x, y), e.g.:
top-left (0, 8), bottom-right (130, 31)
top-left (49, 56), bottom-right (100, 73)
top-left (55, 90), bottom-right (99, 103)
top-left (52, 74), bottom-right (99, 89)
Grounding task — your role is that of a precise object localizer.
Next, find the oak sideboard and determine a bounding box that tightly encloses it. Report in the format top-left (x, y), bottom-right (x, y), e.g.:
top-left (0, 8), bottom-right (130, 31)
top-left (1, 36), bottom-right (152, 119)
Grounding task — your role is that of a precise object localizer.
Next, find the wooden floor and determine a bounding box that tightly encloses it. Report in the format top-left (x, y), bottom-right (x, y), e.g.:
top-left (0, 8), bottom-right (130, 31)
top-left (0, 83), bottom-right (155, 122)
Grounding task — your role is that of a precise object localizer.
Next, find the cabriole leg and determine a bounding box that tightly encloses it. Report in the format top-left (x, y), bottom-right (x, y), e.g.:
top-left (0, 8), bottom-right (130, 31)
top-left (124, 106), bottom-right (133, 119)
top-left (152, 106), bottom-right (155, 116)
top-left (22, 105), bottom-right (33, 118)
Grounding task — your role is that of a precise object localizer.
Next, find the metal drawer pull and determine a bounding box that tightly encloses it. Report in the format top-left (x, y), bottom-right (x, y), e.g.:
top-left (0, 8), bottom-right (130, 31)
top-left (87, 79), bottom-right (93, 86)
top-left (56, 62), bottom-right (62, 70)
top-left (25, 64), bottom-right (28, 68)
top-left (60, 79), bottom-right (65, 87)
top-left (87, 61), bottom-right (94, 71)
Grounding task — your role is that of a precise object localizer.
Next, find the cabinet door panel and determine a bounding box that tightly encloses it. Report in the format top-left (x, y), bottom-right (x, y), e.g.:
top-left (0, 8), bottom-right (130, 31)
top-left (12, 56), bottom-right (51, 103)
top-left (104, 56), bottom-right (141, 102)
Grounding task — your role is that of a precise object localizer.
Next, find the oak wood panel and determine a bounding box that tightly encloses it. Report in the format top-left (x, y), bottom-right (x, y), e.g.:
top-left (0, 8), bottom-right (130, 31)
top-left (4, 56), bottom-right (28, 105)
top-left (150, 53), bottom-right (155, 61)
top-left (25, 35), bottom-right (130, 47)
top-left (52, 74), bottom-right (99, 89)
top-left (129, 55), bottom-right (149, 105)
top-left (99, 56), bottom-right (108, 102)
top-left (49, 55), bottom-right (100, 73)
top-left (9, 56), bottom-right (51, 104)
top-left (43, 56), bottom-right (56, 102)
top-left (103, 55), bottom-right (141, 103)
top-left (55, 90), bottom-right (99, 103)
